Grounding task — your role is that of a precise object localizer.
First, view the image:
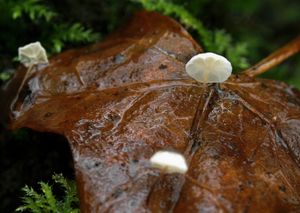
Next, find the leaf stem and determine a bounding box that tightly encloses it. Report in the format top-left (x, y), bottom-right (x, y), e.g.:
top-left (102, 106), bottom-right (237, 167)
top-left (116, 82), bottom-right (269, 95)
top-left (243, 36), bottom-right (300, 77)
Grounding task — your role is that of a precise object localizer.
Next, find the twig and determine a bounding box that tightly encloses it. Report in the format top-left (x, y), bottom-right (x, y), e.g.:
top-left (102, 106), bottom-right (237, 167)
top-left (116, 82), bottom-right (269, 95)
top-left (243, 36), bottom-right (300, 77)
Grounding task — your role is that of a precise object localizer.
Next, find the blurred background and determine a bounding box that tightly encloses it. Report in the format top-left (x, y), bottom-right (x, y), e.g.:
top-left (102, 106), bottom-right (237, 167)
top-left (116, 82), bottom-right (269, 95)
top-left (0, 0), bottom-right (299, 212)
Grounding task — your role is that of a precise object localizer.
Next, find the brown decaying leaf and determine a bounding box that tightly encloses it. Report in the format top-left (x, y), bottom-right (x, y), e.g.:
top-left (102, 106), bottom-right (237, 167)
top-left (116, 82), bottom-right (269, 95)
top-left (4, 11), bottom-right (300, 212)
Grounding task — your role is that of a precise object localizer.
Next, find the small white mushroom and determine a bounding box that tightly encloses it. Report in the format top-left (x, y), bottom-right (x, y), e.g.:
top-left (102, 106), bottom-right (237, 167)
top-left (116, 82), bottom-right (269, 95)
top-left (150, 151), bottom-right (188, 174)
top-left (185, 52), bottom-right (232, 83)
top-left (18, 41), bottom-right (48, 67)
top-left (11, 42), bottom-right (48, 115)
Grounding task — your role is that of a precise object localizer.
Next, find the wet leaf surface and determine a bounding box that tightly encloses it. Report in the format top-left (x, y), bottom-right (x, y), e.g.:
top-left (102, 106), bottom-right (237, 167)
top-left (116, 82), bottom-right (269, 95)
top-left (4, 11), bottom-right (300, 212)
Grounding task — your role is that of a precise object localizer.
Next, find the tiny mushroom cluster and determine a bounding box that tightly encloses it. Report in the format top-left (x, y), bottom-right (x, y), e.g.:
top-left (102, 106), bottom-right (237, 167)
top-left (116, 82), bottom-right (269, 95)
top-left (150, 53), bottom-right (232, 173)
top-left (17, 43), bottom-right (230, 175)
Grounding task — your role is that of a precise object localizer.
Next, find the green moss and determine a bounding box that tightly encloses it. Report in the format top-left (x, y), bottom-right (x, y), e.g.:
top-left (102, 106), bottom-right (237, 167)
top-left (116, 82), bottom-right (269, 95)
top-left (0, 0), bottom-right (100, 58)
top-left (12, 0), bottom-right (57, 22)
top-left (16, 174), bottom-right (79, 213)
top-left (132, 0), bottom-right (250, 70)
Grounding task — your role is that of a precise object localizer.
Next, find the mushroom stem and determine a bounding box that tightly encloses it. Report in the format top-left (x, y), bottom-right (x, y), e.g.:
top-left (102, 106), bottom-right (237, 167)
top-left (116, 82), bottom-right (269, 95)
top-left (243, 36), bottom-right (300, 77)
top-left (10, 65), bottom-right (35, 115)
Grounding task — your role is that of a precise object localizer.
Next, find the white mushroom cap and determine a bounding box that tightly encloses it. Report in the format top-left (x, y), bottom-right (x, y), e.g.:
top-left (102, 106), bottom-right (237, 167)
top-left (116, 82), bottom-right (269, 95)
top-left (150, 151), bottom-right (188, 174)
top-left (18, 42), bottom-right (48, 67)
top-left (185, 52), bottom-right (232, 83)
